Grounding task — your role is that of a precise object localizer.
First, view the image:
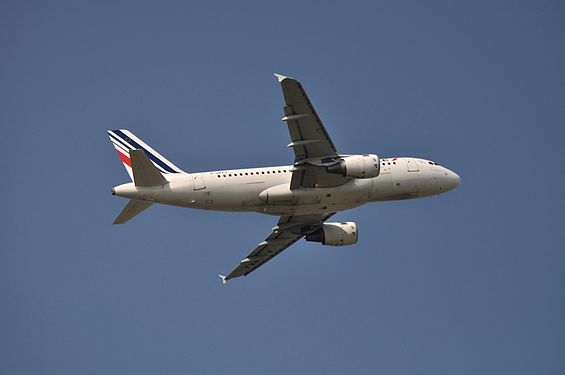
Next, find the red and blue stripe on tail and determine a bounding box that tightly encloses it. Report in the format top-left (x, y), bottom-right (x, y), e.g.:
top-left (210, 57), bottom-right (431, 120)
top-left (107, 129), bottom-right (184, 180)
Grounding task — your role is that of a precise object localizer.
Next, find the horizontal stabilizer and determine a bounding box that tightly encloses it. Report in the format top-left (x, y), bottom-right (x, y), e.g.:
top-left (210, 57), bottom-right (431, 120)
top-left (113, 199), bottom-right (153, 225)
top-left (130, 150), bottom-right (168, 187)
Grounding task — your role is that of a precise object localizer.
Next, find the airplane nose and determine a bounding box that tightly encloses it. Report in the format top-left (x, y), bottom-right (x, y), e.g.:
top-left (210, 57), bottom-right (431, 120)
top-left (448, 171), bottom-right (461, 190)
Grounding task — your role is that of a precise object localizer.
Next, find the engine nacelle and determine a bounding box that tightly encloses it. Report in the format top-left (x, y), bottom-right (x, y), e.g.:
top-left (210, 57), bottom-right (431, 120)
top-left (326, 154), bottom-right (380, 179)
top-left (305, 222), bottom-right (358, 246)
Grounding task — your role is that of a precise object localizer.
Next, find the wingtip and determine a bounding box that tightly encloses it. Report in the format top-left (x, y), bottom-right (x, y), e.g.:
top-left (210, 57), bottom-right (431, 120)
top-left (274, 73), bottom-right (290, 82)
top-left (218, 275), bottom-right (228, 285)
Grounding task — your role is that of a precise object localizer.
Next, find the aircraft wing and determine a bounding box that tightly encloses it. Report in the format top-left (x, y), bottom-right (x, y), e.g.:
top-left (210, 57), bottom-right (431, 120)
top-left (219, 213), bottom-right (335, 283)
top-left (276, 74), bottom-right (339, 162)
top-left (275, 74), bottom-right (349, 189)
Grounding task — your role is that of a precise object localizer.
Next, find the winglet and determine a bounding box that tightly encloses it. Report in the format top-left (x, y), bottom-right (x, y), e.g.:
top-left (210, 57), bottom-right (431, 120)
top-left (218, 275), bottom-right (228, 285)
top-left (274, 73), bottom-right (290, 82)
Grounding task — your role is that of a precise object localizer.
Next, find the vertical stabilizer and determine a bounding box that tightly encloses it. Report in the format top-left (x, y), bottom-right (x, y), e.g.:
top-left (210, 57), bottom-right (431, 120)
top-left (107, 129), bottom-right (185, 180)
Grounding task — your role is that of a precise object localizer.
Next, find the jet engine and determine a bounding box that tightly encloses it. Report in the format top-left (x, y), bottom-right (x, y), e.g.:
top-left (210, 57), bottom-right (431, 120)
top-left (326, 154), bottom-right (380, 178)
top-left (305, 222), bottom-right (358, 246)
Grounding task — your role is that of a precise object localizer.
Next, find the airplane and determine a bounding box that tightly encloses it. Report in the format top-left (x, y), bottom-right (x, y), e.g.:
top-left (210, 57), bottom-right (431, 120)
top-left (108, 74), bottom-right (460, 283)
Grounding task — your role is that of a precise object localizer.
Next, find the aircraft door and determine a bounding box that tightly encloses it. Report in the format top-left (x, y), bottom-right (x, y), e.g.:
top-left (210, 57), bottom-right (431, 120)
top-left (406, 158), bottom-right (419, 172)
top-left (192, 173), bottom-right (206, 190)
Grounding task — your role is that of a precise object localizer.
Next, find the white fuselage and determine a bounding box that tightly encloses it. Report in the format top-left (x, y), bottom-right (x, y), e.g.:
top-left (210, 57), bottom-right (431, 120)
top-left (112, 157), bottom-right (460, 217)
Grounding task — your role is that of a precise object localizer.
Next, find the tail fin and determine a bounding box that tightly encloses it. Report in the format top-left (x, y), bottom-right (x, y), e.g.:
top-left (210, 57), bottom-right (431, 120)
top-left (107, 129), bottom-right (185, 180)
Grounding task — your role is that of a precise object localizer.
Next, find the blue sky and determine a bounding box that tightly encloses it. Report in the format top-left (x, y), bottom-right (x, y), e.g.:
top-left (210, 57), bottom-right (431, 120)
top-left (1, 1), bottom-right (564, 374)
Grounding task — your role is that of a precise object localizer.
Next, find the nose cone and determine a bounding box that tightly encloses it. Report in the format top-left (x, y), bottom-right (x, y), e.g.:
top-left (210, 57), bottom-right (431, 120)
top-left (446, 170), bottom-right (461, 191)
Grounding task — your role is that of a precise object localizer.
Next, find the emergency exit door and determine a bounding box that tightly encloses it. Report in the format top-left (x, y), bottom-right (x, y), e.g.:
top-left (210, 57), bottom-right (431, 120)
top-left (406, 158), bottom-right (419, 172)
top-left (192, 173), bottom-right (206, 190)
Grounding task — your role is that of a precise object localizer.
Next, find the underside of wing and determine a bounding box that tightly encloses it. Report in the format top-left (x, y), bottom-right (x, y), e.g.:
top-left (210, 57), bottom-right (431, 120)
top-left (220, 213), bottom-right (335, 283)
top-left (289, 165), bottom-right (350, 189)
top-left (275, 74), bottom-right (350, 189)
top-left (276, 74), bottom-right (338, 162)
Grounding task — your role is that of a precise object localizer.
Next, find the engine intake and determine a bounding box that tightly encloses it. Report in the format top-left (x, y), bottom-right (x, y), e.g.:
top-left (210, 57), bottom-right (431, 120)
top-left (305, 222), bottom-right (358, 246)
top-left (326, 154), bottom-right (380, 179)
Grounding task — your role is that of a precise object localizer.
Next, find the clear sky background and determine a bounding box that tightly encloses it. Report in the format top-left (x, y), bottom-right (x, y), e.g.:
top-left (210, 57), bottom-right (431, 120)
top-left (1, 1), bottom-right (564, 374)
